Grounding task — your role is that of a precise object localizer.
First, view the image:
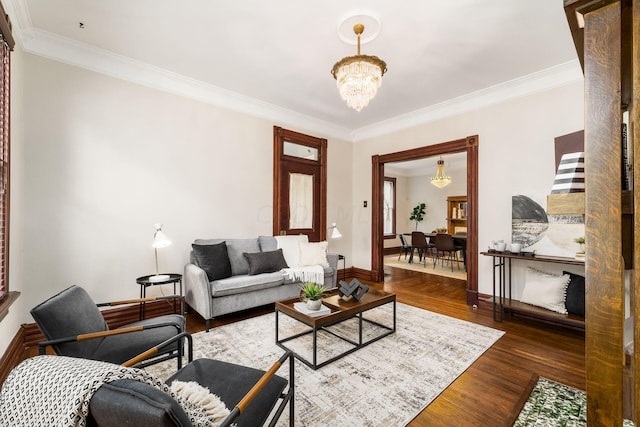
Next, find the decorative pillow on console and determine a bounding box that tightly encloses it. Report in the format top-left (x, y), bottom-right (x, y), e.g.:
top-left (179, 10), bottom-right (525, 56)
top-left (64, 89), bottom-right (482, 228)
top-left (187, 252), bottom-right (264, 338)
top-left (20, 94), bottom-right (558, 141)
top-left (243, 249), bottom-right (289, 275)
top-left (192, 242), bottom-right (232, 281)
top-left (563, 271), bottom-right (585, 318)
top-left (520, 267), bottom-right (570, 314)
top-left (299, 241), bottom-right (329, 267)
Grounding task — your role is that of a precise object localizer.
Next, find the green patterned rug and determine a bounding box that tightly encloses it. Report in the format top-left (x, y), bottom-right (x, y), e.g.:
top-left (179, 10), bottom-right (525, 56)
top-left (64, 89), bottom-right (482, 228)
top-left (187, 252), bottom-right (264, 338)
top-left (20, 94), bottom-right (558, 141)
top-left (514, 377), bottom-right (635, 426)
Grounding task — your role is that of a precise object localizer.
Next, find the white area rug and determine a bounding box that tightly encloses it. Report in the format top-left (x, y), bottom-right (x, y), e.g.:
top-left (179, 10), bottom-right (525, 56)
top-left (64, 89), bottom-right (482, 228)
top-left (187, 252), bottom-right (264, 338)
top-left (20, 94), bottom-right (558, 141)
top-left (385, 254), bottom-right (467, 280)
top-left (147, 303), bottom-right (503, 426)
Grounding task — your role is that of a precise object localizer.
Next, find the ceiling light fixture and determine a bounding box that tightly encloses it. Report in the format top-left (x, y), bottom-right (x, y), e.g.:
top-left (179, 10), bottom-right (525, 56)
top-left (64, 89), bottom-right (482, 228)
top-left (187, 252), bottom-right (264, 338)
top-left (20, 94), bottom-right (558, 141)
top-left (331, 23), bottom-right (387, 112)
top-left (431, 157), bottom-right (451, 188)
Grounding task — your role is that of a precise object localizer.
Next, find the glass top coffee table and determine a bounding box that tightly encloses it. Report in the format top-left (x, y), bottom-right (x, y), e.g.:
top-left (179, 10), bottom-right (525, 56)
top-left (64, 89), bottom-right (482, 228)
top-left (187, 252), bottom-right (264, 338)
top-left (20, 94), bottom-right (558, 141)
top-left (275, 288), bottom-right (396, 369)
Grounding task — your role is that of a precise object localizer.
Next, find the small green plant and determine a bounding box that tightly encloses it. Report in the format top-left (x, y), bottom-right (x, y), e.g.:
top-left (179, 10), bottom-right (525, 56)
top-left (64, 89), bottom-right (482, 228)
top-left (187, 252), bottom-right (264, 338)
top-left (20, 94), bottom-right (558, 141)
top-left (299, 282), bottom-right (326, 301)
top-left (410, 203), bottom-right (427, 230)
top-left (574, 236), bottom-right (585, 244)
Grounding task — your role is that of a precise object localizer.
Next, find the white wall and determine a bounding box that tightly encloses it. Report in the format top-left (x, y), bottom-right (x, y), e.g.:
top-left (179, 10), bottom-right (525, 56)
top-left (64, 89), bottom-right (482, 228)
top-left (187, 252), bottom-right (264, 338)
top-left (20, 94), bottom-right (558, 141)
top-left (351, 82), bottom-right (584, 297)
top-left (17, 53), bottom-right (353, 315)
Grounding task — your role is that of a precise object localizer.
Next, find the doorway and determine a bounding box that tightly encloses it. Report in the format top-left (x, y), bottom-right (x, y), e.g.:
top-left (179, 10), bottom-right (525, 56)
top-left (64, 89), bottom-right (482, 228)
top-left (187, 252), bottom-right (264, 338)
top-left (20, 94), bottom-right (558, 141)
top-left (273, 126), bottom-right (327, 241)
top-left (372, 135), bottom-right (479, 305)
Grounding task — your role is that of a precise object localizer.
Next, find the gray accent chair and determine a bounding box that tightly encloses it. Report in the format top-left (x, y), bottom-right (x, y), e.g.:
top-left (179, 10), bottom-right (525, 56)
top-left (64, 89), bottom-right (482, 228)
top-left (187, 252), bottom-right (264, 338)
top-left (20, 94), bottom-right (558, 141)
top-left (185, 236), bottom-right (339, 331)
top-left (31, 285), bottom-right (191, 369)
top-left (90, 353), bottom-right (294, 426)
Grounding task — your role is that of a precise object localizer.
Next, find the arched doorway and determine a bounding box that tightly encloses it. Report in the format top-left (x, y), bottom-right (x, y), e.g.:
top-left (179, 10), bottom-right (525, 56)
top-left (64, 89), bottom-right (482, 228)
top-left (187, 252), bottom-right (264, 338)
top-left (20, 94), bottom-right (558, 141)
top-left (371, 135), bottom-right (479, 305)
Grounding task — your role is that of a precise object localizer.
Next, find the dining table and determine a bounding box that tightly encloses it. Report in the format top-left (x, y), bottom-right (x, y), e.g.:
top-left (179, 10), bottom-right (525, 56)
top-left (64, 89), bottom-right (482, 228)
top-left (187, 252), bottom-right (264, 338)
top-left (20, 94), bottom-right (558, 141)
top-left (402, 232), bottom-right (467, 270)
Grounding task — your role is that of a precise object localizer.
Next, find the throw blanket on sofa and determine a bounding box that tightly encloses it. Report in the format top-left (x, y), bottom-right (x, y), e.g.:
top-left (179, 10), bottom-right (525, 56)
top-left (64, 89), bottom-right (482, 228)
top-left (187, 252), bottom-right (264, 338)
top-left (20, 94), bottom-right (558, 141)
top-left (0, 356), bottom-right (225, 427)
top-left (281, 265), bottom-right (325, 285)
top-left (275, 235), bottom-right (324, 285)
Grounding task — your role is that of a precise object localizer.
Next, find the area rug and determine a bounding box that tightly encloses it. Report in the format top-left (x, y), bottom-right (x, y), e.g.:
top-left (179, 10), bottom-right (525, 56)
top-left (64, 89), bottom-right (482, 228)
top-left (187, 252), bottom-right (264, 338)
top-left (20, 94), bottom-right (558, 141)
top-left (146, 303), bottom-right (503, 426)
top-left (513, 376), bottom-right (635, 427)
top-left (384, 255), bottom-right (467, 280)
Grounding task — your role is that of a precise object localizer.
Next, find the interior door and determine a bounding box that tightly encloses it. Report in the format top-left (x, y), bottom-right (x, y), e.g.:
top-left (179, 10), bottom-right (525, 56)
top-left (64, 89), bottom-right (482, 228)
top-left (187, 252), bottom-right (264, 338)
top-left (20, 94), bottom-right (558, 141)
top-left (273, 126), bottom-right (327, 241)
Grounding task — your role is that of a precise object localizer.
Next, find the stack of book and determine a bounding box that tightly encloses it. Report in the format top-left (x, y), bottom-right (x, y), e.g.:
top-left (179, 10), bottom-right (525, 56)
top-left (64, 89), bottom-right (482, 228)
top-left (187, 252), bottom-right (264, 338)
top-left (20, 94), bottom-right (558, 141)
top-left (293, 302), bottom-right (330, 317)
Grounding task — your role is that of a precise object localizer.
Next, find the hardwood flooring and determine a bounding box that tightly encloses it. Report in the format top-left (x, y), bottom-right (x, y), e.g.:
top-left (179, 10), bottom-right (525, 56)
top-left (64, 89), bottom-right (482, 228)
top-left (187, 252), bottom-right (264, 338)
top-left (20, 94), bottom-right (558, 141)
top-left (181, 265), bottom-right (585, 426)
top-left (20, 265), bottom-right (585, 426)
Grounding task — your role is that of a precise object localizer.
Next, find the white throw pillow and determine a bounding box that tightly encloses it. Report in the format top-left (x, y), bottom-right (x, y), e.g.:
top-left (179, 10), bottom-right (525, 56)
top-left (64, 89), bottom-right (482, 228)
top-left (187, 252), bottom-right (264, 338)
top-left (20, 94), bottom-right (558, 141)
top-left (520, 267), bottom-right (570, 314)
top-left (299, 241), bottom-right (329, 267)
top-left (275, 234), bottom-right (309, 268)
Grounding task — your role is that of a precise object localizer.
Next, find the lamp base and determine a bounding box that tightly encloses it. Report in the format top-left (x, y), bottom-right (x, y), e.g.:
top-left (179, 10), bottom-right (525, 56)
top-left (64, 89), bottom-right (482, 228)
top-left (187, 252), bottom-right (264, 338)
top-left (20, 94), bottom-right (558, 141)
top-left (149, 274), bottom-right (170, 282)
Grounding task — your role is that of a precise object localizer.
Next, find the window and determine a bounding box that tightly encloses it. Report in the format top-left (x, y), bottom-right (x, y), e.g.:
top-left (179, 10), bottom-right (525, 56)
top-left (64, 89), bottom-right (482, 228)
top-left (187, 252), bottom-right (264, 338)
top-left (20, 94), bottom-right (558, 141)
top-left (0, 1), bottom-right (13, 307)
top-left (383, 177), bottom-right (396, 237)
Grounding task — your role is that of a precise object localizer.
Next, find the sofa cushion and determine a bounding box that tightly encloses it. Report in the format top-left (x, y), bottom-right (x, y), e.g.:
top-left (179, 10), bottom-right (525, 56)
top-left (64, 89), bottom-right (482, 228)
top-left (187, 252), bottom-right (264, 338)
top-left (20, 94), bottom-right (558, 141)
top-left (191, 242), bottom-right (232, 281)
top-left (299, 241), bottom-right (329, 267)
top-left (258, 236), bottom-right (277, 252)
top-left (244, 249), bottom-right (289, 275)
top-left (209, 272), bottom-right (285, 297)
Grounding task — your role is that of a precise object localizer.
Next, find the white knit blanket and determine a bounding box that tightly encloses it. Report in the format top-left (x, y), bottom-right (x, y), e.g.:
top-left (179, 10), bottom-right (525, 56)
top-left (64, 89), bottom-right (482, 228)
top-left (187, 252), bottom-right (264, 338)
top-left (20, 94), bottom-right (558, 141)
top-left (281, 265), bottom-right (325, 285)
top-left (0, 356), bottom-right (225, 427)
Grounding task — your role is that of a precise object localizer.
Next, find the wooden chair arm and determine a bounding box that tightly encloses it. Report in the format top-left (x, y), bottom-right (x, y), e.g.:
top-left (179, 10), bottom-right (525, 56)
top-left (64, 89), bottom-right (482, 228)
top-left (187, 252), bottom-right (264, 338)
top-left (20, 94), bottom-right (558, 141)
top-left (38, 321), bottom-right (183, 354)
top-left (220, 351), bottom-right (294, 427)
top-left (122, 332), bottom-right (193, 368)
top-left (96, 295), bottom-right (183, 307)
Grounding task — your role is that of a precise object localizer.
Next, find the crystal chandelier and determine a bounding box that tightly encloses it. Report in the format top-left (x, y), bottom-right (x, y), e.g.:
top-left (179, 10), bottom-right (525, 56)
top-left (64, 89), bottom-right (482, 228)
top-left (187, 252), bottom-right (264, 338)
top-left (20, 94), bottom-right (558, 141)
top-left (431, 158), bottom-right (451, 188)
top-left (331, 23), bottom-right (387, 112)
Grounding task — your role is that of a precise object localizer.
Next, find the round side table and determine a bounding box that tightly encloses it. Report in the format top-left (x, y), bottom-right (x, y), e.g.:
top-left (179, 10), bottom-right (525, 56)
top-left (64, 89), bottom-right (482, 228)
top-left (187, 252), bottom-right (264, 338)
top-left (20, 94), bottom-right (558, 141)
top-left (136, 273), bottom-right (183, 320)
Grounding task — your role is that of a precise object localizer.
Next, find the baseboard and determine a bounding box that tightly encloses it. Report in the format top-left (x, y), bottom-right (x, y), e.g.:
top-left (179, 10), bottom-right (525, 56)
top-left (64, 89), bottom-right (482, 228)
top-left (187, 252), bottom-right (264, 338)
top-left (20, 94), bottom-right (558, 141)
top-left (0, 325), bottom-right (25, 386)
top-left (383, 246), bottom-right (400, 256)
top-left (349, 267), bottom-right (375, 282)
top-left (2, 299), bottom-right (178, 386)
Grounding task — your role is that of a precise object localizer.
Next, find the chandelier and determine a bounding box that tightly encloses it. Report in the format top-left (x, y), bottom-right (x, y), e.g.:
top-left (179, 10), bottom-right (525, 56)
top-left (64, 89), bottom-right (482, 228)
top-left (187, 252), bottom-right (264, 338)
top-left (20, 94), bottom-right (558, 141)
top-left (431, 158), bottom-right (451, 188)
top-left (331, 23), bottom-right (387, 112)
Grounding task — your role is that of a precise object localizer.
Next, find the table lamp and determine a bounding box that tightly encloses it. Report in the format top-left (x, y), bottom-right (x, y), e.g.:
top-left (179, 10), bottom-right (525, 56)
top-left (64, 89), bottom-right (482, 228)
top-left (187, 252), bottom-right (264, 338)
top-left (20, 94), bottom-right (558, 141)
top-left (150, 223), bottom-right (171, 282)
top-left (329, 223), bottom-right (342, 239)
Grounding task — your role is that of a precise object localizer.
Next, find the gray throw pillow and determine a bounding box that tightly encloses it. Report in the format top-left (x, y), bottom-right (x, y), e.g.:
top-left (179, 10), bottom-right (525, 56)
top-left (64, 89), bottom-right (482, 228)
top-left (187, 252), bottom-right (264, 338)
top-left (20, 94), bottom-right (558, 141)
top-left (243, 249), bottom-right (289, 275)
top-left (192, 242), bottom-right (232, 281)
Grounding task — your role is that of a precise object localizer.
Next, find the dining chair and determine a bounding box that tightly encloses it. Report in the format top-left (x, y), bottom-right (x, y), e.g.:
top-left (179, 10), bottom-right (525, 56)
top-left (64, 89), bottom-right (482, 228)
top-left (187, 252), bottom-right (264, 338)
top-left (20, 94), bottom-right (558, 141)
top-left (398, 234), bottom-right (413, 261)
top-left (411, 231), bottom-right (432, 267)
top-left (433, 233), bottom-right (461, 271)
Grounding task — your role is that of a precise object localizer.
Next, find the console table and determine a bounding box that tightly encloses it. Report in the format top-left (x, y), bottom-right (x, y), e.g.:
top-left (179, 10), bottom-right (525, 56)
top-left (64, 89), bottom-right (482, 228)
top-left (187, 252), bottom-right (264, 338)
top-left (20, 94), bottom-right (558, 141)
top-left (481, 251), bottom-right (584, 329)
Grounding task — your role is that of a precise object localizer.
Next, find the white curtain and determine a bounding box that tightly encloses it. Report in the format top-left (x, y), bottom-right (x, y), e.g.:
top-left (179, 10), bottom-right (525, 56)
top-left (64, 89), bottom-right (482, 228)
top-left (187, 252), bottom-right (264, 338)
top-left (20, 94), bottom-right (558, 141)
top-left (289, 173), bottom-right (313, 229)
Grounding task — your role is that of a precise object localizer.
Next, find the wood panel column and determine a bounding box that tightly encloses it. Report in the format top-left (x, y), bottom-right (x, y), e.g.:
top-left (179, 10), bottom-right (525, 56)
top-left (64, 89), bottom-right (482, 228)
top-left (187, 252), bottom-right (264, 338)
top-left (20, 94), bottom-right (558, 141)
top-left (583, 2), bottom-right (625, 424)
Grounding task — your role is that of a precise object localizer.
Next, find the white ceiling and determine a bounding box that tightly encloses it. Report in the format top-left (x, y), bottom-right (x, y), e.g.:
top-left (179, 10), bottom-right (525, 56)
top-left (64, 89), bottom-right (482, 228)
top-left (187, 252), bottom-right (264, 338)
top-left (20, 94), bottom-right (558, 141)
top-left (5, 0), bottom-right (581, 141)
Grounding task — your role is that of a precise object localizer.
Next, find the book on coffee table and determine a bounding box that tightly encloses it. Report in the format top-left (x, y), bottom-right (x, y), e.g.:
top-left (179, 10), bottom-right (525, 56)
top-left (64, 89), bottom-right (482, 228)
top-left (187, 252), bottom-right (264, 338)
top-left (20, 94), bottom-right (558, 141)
top-left (293, 302), bottom-right (330, 317)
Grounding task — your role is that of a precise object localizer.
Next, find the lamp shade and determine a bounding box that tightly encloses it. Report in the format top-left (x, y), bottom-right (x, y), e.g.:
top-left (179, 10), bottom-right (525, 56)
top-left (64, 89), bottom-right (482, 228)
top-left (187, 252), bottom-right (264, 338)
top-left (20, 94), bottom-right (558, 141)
top-left (330, 223), bottom-right (342, 239)
top-left (152, 223), bottom-right (172, 248)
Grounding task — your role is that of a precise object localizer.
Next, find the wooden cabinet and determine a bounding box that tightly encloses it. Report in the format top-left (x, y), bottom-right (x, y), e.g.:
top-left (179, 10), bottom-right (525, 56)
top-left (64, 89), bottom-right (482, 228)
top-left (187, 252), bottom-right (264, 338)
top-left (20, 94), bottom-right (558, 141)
top-left (564, 0), bottom-right (639, 424)
top-left (446, 196), bottom-right (467, 234)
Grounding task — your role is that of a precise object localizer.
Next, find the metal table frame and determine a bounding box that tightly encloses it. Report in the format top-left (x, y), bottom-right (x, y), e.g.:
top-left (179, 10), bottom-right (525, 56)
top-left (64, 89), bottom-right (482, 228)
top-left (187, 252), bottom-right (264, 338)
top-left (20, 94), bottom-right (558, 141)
top-left (275, 298), bottom-right (396, 370)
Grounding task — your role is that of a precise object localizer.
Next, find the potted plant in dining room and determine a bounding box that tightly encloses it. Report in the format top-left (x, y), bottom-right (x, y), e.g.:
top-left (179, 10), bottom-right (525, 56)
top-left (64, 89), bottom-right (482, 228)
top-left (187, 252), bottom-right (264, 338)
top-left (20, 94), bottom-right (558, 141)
top-left (300, 282), bottom-right (326, 311)
top-left (410, 203), bottom-right (427, 230)
top-left (574, 236), bottom-right (586, 253)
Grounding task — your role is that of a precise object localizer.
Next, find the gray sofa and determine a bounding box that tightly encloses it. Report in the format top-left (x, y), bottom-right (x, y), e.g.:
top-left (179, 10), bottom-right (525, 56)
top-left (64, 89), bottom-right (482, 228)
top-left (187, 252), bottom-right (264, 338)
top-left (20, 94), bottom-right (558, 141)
top-left (184, 236), bottom-right (338, 331)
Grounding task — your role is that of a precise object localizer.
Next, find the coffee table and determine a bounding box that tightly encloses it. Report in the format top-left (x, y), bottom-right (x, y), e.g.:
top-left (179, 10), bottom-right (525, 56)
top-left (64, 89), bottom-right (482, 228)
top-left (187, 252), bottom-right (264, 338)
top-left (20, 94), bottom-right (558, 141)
top-left (275, 288), bottom-right (396, 369)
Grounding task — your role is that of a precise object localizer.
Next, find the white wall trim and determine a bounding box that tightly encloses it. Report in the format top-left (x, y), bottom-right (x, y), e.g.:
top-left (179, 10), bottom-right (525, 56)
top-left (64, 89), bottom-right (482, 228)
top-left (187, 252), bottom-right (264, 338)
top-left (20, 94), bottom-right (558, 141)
top-left (7, 3), bottom-right (584, 144)
top-left (19, 28), bottom-right (354, 142)
top-left (350, 60), bottom-right (584, 142)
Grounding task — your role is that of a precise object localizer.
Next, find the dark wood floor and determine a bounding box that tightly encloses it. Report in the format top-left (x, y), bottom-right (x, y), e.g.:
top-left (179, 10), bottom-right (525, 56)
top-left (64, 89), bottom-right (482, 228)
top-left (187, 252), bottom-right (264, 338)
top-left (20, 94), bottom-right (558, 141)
top-left (182, 265), bottom-right (585, 427)
top-left (21, 265), bottom-right (584, 426)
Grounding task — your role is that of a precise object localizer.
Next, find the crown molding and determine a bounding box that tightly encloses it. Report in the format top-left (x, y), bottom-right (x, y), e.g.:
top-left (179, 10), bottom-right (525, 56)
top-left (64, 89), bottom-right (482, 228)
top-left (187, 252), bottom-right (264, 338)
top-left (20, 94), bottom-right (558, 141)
top-left (351, 60), bottom-right (583, 142)
top-left (16, 27), bottom-right (354, 142)
top-left (4, 0), bottom-right (583, 145)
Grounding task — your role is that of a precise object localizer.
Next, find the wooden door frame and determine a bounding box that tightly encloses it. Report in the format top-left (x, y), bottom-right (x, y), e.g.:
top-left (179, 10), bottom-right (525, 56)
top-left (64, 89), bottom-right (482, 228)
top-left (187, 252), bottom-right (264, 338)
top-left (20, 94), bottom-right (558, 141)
top-left (273, 126), bottom-right (327, 240)
top-left (372, 135), bottom-right (479, 305)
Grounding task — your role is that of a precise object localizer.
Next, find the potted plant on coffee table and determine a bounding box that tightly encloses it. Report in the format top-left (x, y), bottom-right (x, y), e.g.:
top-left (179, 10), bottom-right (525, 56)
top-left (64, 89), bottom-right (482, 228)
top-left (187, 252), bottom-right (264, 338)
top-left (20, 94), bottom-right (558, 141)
top-left (300, 282), bottom-right (326, 311)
